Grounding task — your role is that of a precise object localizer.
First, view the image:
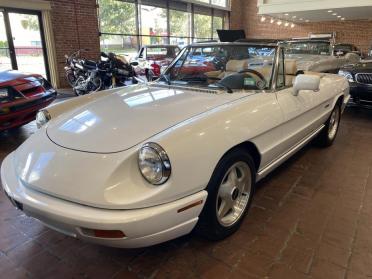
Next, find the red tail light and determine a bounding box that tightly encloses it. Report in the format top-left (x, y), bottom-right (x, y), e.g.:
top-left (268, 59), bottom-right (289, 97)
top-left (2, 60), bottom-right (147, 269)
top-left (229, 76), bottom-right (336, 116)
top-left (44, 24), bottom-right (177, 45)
top-left (151, 63), bottom-right (161, 76)
top-left (81, 228), bottom-right (126, 239)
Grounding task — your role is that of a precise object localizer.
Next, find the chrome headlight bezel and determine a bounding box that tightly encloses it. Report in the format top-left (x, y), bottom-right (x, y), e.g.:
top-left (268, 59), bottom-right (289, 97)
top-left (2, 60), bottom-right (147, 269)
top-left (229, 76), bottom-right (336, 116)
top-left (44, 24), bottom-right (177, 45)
top-left (338, 70), bottom-right (354, 82)
top-left (138, 142), bottom-right (171, 185)
top-left (36, 110), bottom-right (51, 129)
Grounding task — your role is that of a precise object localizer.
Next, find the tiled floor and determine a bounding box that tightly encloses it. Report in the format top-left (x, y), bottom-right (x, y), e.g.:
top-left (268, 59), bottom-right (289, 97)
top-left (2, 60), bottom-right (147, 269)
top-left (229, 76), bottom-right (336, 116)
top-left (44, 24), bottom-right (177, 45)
top-left (0, 105), bottom-right (372, 279)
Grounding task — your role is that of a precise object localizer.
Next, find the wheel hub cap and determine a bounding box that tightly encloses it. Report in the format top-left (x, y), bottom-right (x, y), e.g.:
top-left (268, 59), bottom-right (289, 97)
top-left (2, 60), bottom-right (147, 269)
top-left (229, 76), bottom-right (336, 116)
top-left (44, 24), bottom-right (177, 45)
top-left (216, 161), bottom-right (252, 227)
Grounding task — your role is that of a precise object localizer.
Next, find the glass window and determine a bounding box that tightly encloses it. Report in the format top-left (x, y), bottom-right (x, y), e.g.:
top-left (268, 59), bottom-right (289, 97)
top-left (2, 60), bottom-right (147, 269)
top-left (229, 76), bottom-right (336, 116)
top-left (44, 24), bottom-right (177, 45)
top-left (213, 16), bottom-right (223, 39)
top-left (284, 41), bottom-right (331, 56)
top-left (99, 0), bottom-right (136, 34)
top-left (169, 10), bottom-right (191, 37)
top-left (140, 5), bottom-right (168, 40)
top-left (100, 34), bottom-right (138, 59)
top-left (194, 14), bottom-right (212, 39)
top-left (141, 35), bottom-right (169, 46)
top-left (0, 12), bottom-right (11, 71)
top-left (212, 0), bottom-right (227, 7)
top-left (165, 45), bottom-right (275, 91)
top-left (170, 37), bottom-right (190, 48)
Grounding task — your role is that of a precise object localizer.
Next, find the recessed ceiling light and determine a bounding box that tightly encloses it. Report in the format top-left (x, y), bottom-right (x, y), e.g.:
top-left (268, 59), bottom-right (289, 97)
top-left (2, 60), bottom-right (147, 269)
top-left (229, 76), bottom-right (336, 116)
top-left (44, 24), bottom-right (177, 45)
top-left (305, 19), bottom-right (310, 22)
top-left (277, 20), bottom-right (282, 25)
top-left (337, 15), bottom-right (341, 18)
top-left (328, 10), bottom-right (333, 13)
top-left (299, 18), bottom-right (303, 20)
top-left (284, 13), bottom-right (289, 16)
top-left (284, 22), bottom-right (289, 26)
top-left (292, 15), bottom-right (297, 18)
top-left (261, 16), bottom-right (266, 22)
top-left (291, 23), bottom-right (295, 28)
top-left (270, 18), bottom-right (275, 23)
top-left (341, 18), bottom-right (345, 20)
top-left (332, 13), bottom-right (337, 15)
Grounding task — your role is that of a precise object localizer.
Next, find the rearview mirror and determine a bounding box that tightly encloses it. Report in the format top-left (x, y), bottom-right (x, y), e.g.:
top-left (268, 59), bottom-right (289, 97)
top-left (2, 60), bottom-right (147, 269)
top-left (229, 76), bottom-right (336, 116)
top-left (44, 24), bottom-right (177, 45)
top-left (293, 75), bottom-right (320, 96)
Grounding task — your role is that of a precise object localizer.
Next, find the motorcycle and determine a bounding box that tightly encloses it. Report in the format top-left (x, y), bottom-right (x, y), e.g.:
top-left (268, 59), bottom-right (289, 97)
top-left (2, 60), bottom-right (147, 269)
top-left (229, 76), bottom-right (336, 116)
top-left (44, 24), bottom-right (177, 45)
top-left (64, 50), bottom-right (140, 96)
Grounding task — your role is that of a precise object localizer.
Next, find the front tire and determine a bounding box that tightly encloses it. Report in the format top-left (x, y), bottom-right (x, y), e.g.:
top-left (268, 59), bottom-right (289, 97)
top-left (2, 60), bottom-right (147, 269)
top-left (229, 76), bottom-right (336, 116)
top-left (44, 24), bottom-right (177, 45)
top-left (317, 103), bottom-right (341, 147)
top-left (196, 148), bottom-right (256, 240)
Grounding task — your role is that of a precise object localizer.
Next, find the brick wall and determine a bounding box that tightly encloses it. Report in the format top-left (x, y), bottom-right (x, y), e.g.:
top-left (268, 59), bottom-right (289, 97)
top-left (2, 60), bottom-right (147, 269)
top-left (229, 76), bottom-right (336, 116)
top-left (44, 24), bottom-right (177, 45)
top-left (230, 0), bottom-right (372, 55)
top-left (48, 0), bottom-right (100, 88)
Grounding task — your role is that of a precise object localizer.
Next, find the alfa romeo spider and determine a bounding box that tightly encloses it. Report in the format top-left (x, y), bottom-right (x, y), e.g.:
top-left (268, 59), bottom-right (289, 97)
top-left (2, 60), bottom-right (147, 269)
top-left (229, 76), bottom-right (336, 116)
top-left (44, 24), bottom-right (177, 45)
top-left (1, 42), bottom-right (349, 248)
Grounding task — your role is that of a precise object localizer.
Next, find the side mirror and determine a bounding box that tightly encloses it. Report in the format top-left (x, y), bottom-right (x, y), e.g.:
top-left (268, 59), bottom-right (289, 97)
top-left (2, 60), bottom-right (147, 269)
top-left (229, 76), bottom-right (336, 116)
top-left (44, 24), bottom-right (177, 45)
top-left (130, 61), bottom-right (139, 66)
top-left (293, 74), bottom-right (320, 96)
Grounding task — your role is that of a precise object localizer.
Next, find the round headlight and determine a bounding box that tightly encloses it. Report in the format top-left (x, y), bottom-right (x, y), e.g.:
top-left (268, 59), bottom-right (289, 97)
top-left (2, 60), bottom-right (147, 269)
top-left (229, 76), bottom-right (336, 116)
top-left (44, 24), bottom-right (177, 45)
top-left (138, 143), bottom-right (171, 185)
top-left (36, 110), bottom-right (51, 129)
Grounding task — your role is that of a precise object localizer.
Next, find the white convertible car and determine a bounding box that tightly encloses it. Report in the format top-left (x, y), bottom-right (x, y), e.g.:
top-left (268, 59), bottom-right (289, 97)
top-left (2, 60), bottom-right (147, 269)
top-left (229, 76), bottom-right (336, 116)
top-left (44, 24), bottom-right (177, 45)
top-left (1, 42), bottom-right (350, 248)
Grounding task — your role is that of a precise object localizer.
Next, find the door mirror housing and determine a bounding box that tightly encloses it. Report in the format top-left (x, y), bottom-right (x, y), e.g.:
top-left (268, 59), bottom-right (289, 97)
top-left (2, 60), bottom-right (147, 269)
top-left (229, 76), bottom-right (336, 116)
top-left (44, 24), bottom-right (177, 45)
top-left (293, 74), bottom-right (320, 96)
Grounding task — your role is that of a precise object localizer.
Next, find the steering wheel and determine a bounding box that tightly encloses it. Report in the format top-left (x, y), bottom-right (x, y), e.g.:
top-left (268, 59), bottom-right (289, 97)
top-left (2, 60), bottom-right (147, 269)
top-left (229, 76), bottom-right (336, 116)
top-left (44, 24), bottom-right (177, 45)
top-left (238, 69), bottom-right (267, 84)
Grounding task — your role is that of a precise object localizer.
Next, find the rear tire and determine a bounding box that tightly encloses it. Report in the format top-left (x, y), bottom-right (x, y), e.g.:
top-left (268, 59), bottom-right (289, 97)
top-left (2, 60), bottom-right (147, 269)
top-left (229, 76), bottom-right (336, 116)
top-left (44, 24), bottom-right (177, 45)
top-left (196, 148), bottom-right (256, 240)
top-left (316, 103), bottom-right (341, 147)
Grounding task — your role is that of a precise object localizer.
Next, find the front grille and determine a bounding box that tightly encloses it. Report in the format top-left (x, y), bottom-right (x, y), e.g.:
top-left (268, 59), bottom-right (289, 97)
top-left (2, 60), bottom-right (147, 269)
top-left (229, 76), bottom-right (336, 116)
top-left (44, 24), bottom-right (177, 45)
top-left (356, 73), bottom-right (372, 85)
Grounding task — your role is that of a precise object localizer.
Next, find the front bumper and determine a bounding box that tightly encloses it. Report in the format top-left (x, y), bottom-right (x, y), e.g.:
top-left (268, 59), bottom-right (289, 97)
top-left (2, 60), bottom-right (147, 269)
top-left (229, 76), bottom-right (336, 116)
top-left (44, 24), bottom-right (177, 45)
top-left (349, 82), bottom-right (372, 103)
top-left (1, 153), bottom-right (207, 248)
top-left (0, 90), bottom-right (56, 131)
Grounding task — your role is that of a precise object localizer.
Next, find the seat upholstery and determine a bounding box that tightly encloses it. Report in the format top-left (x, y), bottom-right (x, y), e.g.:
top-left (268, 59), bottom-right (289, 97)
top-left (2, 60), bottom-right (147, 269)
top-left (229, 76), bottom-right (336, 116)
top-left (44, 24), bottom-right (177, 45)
top-left (285, 59), bottom-right (297, 86)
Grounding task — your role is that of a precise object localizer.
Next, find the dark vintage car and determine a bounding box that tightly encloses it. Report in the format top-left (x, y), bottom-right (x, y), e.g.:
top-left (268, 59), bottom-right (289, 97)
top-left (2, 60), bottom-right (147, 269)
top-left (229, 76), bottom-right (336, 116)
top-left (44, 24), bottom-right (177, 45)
top-left (0, 70), bottom-right (57, 131)
top-left (339, 62), bottom-right (372, 105)
top-left (131, 45), bottom-right (180, 80)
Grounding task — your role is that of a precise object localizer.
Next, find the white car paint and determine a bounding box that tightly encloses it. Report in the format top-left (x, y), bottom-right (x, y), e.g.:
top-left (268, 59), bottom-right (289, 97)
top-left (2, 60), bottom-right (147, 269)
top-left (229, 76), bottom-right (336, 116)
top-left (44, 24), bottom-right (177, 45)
top-left (1, 44), bottom-right (350, 248)
top-left (287, 53), bottom-right (360, 72)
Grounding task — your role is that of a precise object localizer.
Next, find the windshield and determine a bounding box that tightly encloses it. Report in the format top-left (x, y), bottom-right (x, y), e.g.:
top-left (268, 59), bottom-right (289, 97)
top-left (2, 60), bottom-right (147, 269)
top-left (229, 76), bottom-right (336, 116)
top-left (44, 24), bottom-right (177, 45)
top-left (160, 45), bottom-right (276, 91)
top-left (284, 41), bottom-right (331, 56)
top-left (334, 44), bottom-right (352, 52)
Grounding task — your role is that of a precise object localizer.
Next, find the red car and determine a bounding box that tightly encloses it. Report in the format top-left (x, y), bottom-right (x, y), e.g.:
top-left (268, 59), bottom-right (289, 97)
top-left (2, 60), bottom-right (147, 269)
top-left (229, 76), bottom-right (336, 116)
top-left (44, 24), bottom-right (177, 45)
top-left (0, 70), bottom-right (57, 131)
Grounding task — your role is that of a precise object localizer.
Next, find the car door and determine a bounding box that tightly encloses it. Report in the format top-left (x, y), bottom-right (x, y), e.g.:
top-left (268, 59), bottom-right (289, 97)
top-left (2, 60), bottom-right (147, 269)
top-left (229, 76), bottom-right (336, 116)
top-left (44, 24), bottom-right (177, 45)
top-left (275, 48), bottom-right (326, 154)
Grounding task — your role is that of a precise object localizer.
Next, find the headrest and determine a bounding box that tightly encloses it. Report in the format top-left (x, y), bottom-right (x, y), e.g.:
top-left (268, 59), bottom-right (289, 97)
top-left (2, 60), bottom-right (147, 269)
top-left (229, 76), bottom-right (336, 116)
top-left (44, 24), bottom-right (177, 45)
top-left (226, 59), bottom-right (248, 72)
top-left (285, 59), bottom-right (297, 75)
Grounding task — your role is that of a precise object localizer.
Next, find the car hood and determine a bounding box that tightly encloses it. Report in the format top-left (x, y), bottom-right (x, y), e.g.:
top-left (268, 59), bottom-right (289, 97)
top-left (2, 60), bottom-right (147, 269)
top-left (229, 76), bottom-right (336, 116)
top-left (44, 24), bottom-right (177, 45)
top-left (0, 70), bottom-right (42, 87)
top-left (47, 84), bottom-right (245, 153)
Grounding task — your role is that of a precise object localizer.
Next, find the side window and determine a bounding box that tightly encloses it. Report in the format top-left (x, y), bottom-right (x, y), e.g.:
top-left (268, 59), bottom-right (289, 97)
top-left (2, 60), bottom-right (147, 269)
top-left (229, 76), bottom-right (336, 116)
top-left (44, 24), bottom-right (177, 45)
top-left (276, 48), bottom-right (285, 88)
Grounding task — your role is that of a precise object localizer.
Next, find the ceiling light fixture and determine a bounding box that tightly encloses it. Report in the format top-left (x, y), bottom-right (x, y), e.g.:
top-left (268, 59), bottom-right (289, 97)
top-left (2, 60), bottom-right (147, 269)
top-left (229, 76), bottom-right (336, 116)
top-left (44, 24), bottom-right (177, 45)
top-left (328, 10), bottom-right (333, 13)
top-left (285, 13), bottom-right (289, 16)
top-left (291, 23), bottom-right (295, 28)
top-left (292, 15), bottom-right (297, 18)
top-left (261, 16), bottom-right (266, 22)
top-left (270, 18), bottom-right (275, 24)
top-left (341, 17), bottom-right (345, 20)
top-left (277, 20), bottom-right (282, 25)
top-left (332, 13), bottom-right (337, 15)
top-left (299, 18), bottom-right (303, 21)
top-left (285, 22), bottom-right (289, 26)
top-left (305, 19), bottom-right (310, 22)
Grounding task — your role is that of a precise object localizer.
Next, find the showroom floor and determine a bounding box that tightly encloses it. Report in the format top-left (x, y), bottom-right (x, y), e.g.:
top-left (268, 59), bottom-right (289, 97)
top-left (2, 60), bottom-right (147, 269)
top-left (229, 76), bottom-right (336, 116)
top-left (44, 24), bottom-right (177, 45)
top-left (0, 105), bottom-right (372, 279)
